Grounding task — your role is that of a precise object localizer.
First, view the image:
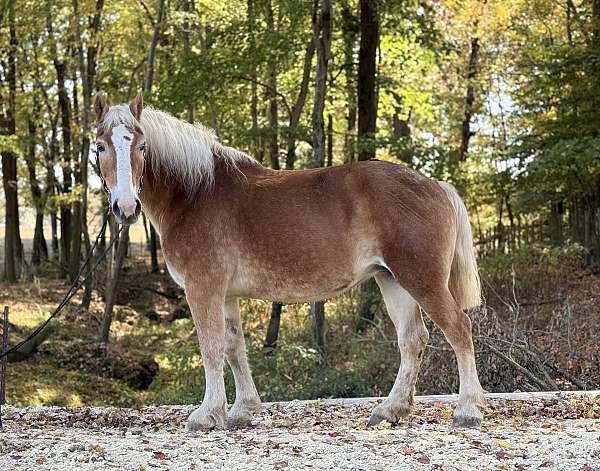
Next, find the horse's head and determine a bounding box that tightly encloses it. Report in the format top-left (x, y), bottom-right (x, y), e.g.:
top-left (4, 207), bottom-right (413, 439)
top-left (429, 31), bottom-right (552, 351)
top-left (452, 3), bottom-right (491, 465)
top-left (94, 93), bottom-right (145, 225)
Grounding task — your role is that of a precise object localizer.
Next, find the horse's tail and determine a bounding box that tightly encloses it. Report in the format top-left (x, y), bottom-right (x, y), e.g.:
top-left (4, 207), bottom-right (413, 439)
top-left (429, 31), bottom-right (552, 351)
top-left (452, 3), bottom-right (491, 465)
top-left (438, 181), bottom-right (481, 310)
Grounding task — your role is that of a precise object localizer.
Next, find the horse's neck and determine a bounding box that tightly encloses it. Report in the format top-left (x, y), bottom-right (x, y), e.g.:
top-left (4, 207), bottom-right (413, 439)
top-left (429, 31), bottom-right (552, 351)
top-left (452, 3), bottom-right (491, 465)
top-left (139, 157), bottom-right (267, 235)
top-left (138, 168), bottom-right (175, 236)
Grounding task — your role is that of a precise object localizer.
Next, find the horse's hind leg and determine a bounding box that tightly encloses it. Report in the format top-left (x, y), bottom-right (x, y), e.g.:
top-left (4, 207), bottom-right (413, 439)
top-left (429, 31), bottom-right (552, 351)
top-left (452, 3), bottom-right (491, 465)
top-left (368, 273), bottom-right (429, 426)
top-left (417, 287), bottom-right (485, 428)
top-left (224, 298), bottom-right (261, 429)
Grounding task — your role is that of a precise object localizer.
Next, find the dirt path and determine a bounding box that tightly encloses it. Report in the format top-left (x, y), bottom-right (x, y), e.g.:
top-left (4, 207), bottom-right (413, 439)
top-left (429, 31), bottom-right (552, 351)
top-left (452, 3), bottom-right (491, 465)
top-left (1, 392), bottom-right (599, 470)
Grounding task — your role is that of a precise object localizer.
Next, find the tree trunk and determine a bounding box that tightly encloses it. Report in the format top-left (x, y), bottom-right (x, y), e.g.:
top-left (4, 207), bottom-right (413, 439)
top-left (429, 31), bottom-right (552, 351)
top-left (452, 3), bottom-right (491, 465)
top-left (309, 0), bottom-right (332, 355)
top-left (357, 0), bottom-right (379, 161)
top-left (144, 0), bottom-right (167, 96)
top-left (144, 0), bottom-right (167, 274)
top-left (285, 38), bottom-right (315, 170)
top-left (592, 0), bottom-right (600, 47)
top-left (260, 0), bottom-right (284, 352)
top-left (391, 91), bottom-right (412, 164)
top-left (262, 34), bottom-right (316, 353)
top-left (263, 302), bottom-right (282, 352)
top-left (248, 0), bottom-right (262, 163)
top-left (50, 209), bottom-right (59, 256)
top-left (99, 224), bottom-right (130, 342)
top-left (311, 301), bottom-right (326, 355)
top-left (183, 0), bottom-right (195, 122)
top-left (458, 36), bottom-right (480, 162)
top-left (266, 0), bottom-right (280, 170)
top-left (1, 2), bottom-right (23, 282)
top-left (32, 213), bottom-right (48, 266)
top-left (48, 0), bottom-right (74, 277)
top-left (54, 58), bottom-right (74, 277)
top-left (149, 227), bottom-right (160, 273)
top-left (341, 0), bottom-right (358, 163)
top-left (327, 113), bottom-right (333, 167)
top-left (311, 0), bottom-right (332, 169)
top-left (26, 117), bottom-right (48, 267)
top-left (1, 151), bottom-right (21, 282)
top-left (72, 0), bottom-right (105, 306)
top-left (549, 198), bottom-right (564, 246)
top-left (356, 0), bottom-right (381, 331)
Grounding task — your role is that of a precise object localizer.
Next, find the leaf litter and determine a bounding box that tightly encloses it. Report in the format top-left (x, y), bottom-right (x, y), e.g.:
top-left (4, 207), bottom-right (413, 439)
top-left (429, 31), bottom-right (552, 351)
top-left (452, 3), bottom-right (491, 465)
top-left (0, 394), bottom-right (598, 470)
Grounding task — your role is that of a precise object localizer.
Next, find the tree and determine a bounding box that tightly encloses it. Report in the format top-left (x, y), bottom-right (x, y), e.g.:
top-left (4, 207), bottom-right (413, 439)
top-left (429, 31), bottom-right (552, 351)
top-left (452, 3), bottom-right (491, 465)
top-left (356, 0), bottom-right (378, 162)
top-left (99, 221), bottom-right (129, 342)
top-left (72, 0), bottom-right (105, 307)
top-left (1, 0), bottom-right (23, 281)
top-left (356, 0), bottom-right (380, 332)
top-left (264, 12), bottom-right (317, 353)
top-left (26, 113), bottom-right (48, 267)
top-left (341, 0), bottom-right (358, 163)
top-left (309, 0), bottom-right (332, 354)
top-left (45, 1), bottom-right (75, 278)
top-left (145, 0), bottom-right (167, 274)
top-left (266, 0), bottom-right (280, 171)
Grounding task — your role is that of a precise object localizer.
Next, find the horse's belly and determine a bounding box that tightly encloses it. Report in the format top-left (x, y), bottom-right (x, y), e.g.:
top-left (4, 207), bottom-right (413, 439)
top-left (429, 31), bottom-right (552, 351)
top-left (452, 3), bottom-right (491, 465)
top-left (228, 257), bottom-right (385, 303)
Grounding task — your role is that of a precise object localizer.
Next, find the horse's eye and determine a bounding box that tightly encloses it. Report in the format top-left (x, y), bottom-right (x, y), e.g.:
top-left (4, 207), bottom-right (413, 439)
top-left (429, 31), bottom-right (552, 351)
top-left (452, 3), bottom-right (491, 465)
top-left (96, 143), bottom-right (106, 153)
top-left (138, 142), bottom-right (146, 152)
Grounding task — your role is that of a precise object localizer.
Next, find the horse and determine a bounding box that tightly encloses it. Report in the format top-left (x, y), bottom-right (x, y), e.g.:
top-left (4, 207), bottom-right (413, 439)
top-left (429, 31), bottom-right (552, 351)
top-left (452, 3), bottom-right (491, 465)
top-left (93, 92), bottom-right (486, 431)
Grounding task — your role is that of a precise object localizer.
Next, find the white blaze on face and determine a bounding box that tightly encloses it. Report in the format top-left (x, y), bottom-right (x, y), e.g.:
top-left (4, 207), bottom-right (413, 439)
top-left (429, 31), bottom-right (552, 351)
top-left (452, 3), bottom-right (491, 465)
top-left (112, 123), bottom-right (137, 216)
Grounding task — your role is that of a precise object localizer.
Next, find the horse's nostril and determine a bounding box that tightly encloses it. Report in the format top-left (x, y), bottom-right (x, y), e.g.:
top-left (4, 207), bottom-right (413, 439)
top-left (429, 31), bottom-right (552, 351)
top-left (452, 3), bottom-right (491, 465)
top-left (112, 200), bottom-right (120, 216)
top-left (135, 199), bottom-right (141, 216)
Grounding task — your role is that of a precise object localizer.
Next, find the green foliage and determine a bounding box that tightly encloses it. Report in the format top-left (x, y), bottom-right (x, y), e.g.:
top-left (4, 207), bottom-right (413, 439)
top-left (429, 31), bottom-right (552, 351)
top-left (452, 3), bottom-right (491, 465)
top-left (480, 242), bottom-right (587, 292)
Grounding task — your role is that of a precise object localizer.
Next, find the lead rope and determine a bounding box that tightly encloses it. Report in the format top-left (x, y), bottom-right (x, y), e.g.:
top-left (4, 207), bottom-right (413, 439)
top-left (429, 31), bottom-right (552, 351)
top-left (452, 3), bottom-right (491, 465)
top-left (0, 209), bottom-right (123, 360)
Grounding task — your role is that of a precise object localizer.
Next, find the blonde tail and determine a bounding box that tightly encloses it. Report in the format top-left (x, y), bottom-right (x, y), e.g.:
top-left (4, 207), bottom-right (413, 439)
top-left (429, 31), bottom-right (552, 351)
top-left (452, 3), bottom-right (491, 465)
top-left (438, 182), bottom-right (481, 310)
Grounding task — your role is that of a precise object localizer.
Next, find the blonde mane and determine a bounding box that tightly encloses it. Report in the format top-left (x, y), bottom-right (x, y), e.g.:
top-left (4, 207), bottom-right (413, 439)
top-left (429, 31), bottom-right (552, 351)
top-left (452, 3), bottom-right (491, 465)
top-left (99, 105), bottom-right (256, 193)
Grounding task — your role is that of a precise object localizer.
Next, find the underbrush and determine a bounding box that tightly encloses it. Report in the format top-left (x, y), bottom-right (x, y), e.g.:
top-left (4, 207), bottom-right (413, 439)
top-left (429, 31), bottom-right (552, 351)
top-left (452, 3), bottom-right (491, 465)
top-left (2, 242), bottom-right (598, 407)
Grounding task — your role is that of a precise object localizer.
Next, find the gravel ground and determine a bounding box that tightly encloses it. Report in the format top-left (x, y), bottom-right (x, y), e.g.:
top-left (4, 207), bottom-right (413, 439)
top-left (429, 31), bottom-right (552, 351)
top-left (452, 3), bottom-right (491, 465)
top-left (1, 392), bottom-right (599, 471)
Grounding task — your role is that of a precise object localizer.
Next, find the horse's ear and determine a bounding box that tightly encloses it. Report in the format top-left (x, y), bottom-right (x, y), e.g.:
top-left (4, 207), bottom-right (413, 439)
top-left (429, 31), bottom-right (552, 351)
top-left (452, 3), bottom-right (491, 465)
top-left (94, 92), bottom-right (109, 123)
top-left (130, 94), bottom-right (143, 121)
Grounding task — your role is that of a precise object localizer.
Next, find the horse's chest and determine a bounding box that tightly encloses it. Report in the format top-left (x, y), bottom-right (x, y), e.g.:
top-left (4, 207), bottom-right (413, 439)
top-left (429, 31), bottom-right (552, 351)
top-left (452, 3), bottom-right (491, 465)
top-left (164, 256), bottom-right (186, 288)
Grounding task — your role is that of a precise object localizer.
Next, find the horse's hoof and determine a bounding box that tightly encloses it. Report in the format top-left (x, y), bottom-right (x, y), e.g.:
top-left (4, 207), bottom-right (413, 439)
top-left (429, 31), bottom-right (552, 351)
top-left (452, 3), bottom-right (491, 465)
top-left (226, 416), bottom-right (252, 430)
top-left (186, 406), bottom-right (226, 432)
top-left (368, 401), bottom-right (411, 427)
top-left (367, 413), bottom-right (388, 427)
top-left (452, 414), bottom-right (482, 429)
top-left (226, 407), bottom-right (254, 430)
top-left (453, 400), bottom-right (483, 429)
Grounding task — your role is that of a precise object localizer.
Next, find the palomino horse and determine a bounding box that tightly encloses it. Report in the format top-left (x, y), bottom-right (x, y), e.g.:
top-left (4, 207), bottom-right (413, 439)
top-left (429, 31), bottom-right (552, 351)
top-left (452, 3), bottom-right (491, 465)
top-left (93, 93), bottom-right (485, 431)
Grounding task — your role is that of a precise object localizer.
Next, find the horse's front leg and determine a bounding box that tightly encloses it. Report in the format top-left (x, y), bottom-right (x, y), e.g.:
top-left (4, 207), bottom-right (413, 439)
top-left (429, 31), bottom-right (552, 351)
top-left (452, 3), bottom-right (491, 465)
top-left (186, 284), bottom-right (228, 431)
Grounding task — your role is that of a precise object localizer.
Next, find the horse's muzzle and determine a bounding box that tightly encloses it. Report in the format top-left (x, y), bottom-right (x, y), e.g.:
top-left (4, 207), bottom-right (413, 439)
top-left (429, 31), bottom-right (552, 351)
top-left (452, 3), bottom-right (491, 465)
top-left (112, 198), bottom-right (141, 225)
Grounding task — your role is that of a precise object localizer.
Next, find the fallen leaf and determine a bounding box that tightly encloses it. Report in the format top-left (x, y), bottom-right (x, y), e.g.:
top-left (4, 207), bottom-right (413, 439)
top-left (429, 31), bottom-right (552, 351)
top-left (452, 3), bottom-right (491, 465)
top-left (153, 451), bottom-right (168, 460)
top-left (492, 438), bottom-right (513, 449)
top-left (273, 461), bottom-right (288, 469)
